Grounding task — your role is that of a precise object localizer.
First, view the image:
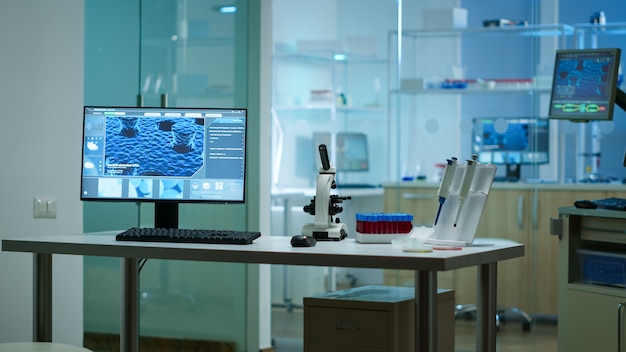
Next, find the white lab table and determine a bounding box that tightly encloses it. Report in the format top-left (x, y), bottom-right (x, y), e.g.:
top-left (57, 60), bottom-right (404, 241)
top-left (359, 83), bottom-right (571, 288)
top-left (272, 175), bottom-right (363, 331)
top-left (2, 232), bottom-right (524, 352)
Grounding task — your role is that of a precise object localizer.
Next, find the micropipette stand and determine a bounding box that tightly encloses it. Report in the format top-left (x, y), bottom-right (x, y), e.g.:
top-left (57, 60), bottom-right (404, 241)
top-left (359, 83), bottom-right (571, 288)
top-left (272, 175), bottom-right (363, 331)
top-left (425, 156), bottom-right (497, 246)
top-left (301, 144), bottom-right (350, 241)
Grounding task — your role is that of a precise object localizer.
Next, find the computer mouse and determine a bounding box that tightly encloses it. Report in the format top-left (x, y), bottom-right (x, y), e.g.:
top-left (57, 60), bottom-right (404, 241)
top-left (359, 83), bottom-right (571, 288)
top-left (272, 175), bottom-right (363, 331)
top-left (574, 199), bottom-right (598, 209)
top-left (290, 235), bottom-right (317, 247)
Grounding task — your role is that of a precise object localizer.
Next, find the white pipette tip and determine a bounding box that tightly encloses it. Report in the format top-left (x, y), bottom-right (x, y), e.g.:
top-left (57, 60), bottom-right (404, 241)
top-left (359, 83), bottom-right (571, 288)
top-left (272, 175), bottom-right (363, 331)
top-left (452, 198), bottom-right (465, 227)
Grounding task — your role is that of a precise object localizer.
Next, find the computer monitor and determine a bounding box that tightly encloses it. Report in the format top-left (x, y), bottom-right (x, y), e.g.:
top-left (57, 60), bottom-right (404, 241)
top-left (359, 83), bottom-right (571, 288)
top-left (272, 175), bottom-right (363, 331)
top-left (312, 132), bottom-right (369, 172)
top-left (548, 48), bottom-right (624, 121)
top-left (472, 117), bottom-right (550, 165)
top-left (80, 106), bottom-right (248, 228)
top-left (335, 132), bottom-right (369, 172)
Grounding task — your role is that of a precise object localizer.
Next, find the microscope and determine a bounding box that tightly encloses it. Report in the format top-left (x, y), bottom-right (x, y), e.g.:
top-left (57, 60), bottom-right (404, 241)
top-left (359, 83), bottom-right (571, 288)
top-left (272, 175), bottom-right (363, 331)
top-left (301, 144), bottom-right (351, 240)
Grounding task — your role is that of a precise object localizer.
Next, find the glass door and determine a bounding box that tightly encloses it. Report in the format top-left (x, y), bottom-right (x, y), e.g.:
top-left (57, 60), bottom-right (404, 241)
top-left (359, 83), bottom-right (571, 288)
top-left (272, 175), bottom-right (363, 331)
top-left (84, 1), bottom-right (255, 350)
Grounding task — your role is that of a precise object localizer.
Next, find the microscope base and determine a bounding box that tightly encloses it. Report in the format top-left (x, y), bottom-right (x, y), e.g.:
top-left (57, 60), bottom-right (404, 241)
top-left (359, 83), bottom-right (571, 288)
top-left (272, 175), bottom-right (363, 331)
top-left (302, 222), bottom-right (348, 241)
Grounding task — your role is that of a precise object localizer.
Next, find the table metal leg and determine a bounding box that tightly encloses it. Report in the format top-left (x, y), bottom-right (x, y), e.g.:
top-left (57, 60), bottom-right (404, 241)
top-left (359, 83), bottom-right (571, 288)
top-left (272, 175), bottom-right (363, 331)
top-left (121, 258), bottom-right (139, 352)
top-left (415, 270), bottom-right (437, 352)
top-left (282, 197), bottom-right (293, 311)
top-left (477, 262), bottom-right (498, 352)
top-left (33, 253), bottom-right (52, 342)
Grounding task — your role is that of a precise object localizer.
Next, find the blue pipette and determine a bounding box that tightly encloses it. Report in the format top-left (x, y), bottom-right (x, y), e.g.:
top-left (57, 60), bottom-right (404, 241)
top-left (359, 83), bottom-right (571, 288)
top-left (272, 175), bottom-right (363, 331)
top-left (434, 158), bottom-right (457, 226)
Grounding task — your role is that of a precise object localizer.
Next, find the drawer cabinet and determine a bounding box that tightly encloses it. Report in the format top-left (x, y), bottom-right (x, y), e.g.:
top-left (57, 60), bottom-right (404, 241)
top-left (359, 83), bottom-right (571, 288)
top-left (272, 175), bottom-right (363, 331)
top-left (383, 182), bottom-right (624, 315)
top-left (557, 208), bottom-right (626, 352)
top-left (304, 285), bottom-right (454, 352)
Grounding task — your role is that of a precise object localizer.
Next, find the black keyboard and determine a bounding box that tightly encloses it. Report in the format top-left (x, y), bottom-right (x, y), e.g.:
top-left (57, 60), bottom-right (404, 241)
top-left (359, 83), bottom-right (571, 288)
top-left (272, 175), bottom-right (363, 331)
top-left (593, 197), bottom-right (626, 211)
top-left (115, 227), bottom-right (261, 245)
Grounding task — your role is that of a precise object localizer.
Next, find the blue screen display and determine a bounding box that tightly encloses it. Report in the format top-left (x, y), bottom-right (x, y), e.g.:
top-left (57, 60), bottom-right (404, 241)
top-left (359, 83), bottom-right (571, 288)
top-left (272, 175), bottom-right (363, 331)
top-left (81, 106), bottom-right (247, 203)
top-left (548, 48), bottom-right (621, 121)
top-left (472, 117), bottom-right (549, 165)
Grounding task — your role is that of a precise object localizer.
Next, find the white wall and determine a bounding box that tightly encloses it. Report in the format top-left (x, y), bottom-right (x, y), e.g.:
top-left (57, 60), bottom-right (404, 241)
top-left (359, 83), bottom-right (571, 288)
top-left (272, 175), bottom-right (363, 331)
top-left (0, 0), bottom-right (84, 345)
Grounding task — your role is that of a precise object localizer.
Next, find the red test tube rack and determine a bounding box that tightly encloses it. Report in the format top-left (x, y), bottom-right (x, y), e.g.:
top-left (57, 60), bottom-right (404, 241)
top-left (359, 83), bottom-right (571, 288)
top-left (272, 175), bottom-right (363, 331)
top-left (356, 213), bottom-right (414, 234)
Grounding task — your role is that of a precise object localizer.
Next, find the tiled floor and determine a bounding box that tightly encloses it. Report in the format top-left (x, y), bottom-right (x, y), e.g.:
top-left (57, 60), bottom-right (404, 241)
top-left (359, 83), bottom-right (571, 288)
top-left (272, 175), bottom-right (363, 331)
top-left (271, 307), bottom-right (558, 352)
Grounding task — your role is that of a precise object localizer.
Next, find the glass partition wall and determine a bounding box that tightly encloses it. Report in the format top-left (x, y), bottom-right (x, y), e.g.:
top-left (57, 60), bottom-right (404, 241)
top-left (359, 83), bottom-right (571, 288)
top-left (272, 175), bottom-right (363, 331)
top-left (269, 0), bottom-right (396, 318)
top-left (269, 0), bottom-right (569, 350)
top-left (388, 1), bottom-right (573, 350)
top-left (386, 3), bottom-right (565, 350)
top-left (83, 1), bottom-right (258, 350)
top-left (81, 0), bottom-right (625, 350)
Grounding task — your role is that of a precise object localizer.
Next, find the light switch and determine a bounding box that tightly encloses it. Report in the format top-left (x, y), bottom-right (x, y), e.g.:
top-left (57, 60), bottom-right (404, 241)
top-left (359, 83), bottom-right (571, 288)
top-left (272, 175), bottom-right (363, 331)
top-left (34, 196), bottom-right (56, 218)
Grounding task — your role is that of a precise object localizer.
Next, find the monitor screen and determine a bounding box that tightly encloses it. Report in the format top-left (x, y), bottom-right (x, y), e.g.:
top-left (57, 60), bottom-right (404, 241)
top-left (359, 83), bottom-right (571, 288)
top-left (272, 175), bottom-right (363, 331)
top-left (81, 106), bottom-right (248, 204)
top-left (472, 117), bottom-right (549, 165)
top-left (335, 132), bottom-right (369, 172)
top-left (312, 132), bottom-right (369, 172)
top-left (548, 48), bottom-right (621, 121)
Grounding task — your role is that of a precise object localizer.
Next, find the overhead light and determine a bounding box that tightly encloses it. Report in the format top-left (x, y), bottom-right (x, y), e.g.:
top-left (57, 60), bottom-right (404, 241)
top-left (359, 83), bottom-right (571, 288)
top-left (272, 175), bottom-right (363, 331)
top-left (333, 54), bottom-right (347, 61)
top-left (213, 5), bottom-right (237, 13)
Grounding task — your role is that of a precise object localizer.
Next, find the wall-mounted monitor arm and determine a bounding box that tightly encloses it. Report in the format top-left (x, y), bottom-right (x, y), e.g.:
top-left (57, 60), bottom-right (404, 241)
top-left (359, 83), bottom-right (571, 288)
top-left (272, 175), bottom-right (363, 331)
top-left (616, 87), bottom-right (626, 113)
top-left (617, 87), bottom-right (626, 168)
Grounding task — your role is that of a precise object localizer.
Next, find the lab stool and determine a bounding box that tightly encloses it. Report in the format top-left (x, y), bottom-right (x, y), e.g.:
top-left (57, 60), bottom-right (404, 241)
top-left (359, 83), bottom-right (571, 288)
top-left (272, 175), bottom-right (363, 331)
top-left (455, 303), bottom-right (532, 331)
top-left (455, 237), bottom-right (533, 331)
top-left (0, 342), bottom-right (93, 352)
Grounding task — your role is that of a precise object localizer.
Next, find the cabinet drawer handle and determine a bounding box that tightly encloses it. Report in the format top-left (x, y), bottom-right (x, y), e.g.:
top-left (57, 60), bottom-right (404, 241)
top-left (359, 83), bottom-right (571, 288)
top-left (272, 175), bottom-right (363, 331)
top-left (402, 193), bottom-right (434, 200)
top-left (532, 192), bottom-right (538, 230)
top-left (333, 322), bottom-right (360, 331)
top-left (517, 194), bottom-right (524, 230)
top-left (619, 302), bottom-right (626, 352)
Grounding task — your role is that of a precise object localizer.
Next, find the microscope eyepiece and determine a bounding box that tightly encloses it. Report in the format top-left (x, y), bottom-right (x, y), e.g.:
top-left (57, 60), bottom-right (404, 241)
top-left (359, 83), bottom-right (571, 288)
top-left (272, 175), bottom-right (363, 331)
top-left (318, 144), bottom-right (331, 170)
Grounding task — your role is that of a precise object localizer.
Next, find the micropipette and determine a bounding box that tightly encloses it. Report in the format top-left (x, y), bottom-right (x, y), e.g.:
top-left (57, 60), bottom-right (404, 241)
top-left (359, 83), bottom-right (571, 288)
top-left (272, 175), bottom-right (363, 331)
top-left (453, 155), bottom-right (478, 227)
top-left (434, 158), bottom-right (457, 226)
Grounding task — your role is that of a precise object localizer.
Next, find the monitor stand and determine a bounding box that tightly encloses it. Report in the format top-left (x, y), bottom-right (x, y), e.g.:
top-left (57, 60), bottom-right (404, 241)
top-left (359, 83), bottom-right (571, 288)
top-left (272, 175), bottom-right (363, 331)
top-left (155, 201), bottom-right (179, 228)
top-left (506, 163), bottom-right (521, 182)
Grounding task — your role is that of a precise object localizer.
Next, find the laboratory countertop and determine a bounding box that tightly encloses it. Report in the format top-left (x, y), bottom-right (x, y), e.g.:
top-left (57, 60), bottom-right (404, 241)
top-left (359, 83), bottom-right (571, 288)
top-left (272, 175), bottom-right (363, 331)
top-left (558, 206), bottom-right (626, 219)
top-left (272, 186), bottom-right (384, 197)
top-left (382, 181), bottom-right (626, 191)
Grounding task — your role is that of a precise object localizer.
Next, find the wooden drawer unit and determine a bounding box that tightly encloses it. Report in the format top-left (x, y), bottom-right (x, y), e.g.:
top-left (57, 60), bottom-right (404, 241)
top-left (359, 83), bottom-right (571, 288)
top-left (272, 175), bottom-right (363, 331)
top-left (304, 285), bottom-right (454, 352)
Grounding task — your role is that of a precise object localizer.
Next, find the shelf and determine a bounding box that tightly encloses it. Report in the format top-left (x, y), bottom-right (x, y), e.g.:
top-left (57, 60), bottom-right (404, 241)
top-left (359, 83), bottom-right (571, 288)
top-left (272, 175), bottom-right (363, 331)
top-left (273, 105), bottom-right (384, 113)
top-left (391, 87), bottom-right (550, 95)
top-left (573, 22), bottom-right (626, 36)
top-left (273, 51), bottom-right (387, 65)
top-left (142, 36), bottom-right (235, 48)
top-left (141, 91), bottom-right (234, 100)
top-left (392, 23), bottom-right (574, 39)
